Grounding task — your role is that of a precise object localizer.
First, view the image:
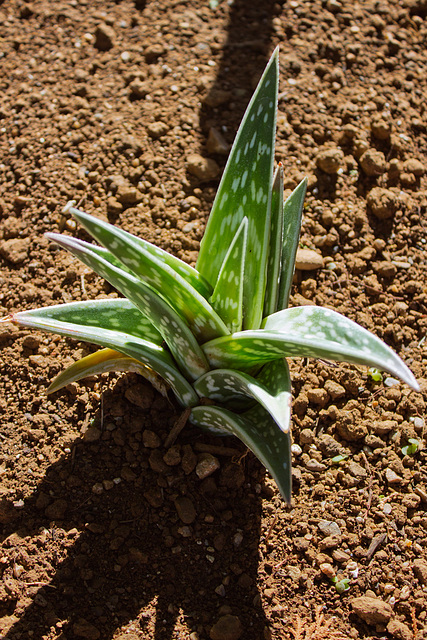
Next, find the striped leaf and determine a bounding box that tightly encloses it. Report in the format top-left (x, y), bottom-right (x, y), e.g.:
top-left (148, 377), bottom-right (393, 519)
top-left (194, 360), bottom-right (291, 434)
top-left (277, 177), bottom-right (307, 311)
top-left (263, 164), bottom-right (284, 317)
top-left (203, 306), bottom-right (419, 390)
top-left (66, 207), bottom-right (228, 342)
top-left (209, 217), bottom-right (247, 333)
top-left (11, 303), bottom-right (199, 406)
top-left (46, 233), bottom-right (209, 381)
top-left (13, 298), bottom-right (162, 343)
top-left (47, 347), bottom-right (169, 396)
top-left (190, 404), bottom-right (292, 502)
top-left (65, 202), bottom-right (213, 298)
top-left (196, 48), bottom-right (279, 330)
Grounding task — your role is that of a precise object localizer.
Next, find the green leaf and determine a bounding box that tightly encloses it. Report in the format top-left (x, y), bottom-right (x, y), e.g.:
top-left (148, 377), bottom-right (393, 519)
top-left (401, 438), bottom-right (419, 456)
top-left (194, 363), bottom-right (291, 434)
top-left (190, 404), bottom-right (292, 502)
top-left (196, 48), bottom-right (279, 330)
top-left (65, 202), bottom-right (213, 298)
top-left (47, 347), bottom-right (169, 396)
top-left (263, 306), bottom-right (419, 390)
top-left (254, 357), bottom-right (291, 406)
top-left (277, 177), bottom-right (307, 311)
top-left (203, 306), bottom-right (419, 391)
top-left (46, 233), bottom-right (209, 381)
top-left (368, 367), bottom-right (383, 383)
top-left (209, 217), bottom-right (247, 333)
top-left (263, 164), bottom-right (284, 318)
top-left (65, 207), bottom-right (227, 342)
top-left (11, 302), bottom-right (199, 407)
top-left (16, 298), bottom-right (163, 343)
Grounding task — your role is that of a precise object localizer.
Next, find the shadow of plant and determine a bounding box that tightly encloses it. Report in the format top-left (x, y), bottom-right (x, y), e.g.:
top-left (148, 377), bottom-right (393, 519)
top-left (199, 0), bottom-right (277, 158)
top-left (1, 379), bottom-right (268, 640)
top-left (0, 3), bottom-right (282, 638)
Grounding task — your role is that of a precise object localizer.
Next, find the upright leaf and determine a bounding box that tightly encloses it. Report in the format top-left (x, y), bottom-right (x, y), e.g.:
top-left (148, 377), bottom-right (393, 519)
top-left (276, 177), bottom-right (307, 310)
top-left (46, 233), bottom-right (209, 381)
top-left (66, 207), bottom-right (228, 342)
top-left (196, 48), bottom-right (279, 330)
top-left (209, 218), bottom-right (247, 333)
top-left (190, 405), bottom-right (292, 502)
top-left (263, 164), bottom-right (284, 317)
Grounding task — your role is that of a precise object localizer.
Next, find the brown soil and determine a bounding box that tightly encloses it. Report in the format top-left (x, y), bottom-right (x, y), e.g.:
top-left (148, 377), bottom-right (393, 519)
top-left (0, 0), bottom-right (427, 638)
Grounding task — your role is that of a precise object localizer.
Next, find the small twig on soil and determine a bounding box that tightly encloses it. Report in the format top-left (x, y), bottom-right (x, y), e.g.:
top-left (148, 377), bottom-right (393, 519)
top-left (361, 451), bottom-right (374, 521)
top-left (366, 532), bottom-right (387, 563)
top-left (100, 389), bottom-right (104, 431)
top-left (24, 582), bottom-right (57, 588)
top-left (80, 274), bottom-right (87, 299)
top-left (163, 407), bottom-right (191, 449)
top-left (411, 605), bottom-right (418, 640)
top-left (232, 448), bottom-right (250, 465)
top-left (194, 442), bottom-right (243, 457)
top-left (264, 510), bottom-right (278, 544)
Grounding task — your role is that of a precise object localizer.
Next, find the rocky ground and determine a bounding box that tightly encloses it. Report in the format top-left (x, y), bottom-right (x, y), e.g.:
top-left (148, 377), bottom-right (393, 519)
top-left (0, 0), bottom-right (427, 638)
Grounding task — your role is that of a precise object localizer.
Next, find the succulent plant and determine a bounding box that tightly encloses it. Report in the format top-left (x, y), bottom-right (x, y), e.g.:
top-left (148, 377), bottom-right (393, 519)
top-left (3, 48), bottom-right (418, 502)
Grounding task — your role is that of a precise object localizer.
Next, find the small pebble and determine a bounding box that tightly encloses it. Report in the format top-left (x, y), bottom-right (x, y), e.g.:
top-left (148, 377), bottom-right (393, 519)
top-left (207, 127), bottom-right (230, 155)
top-left (319, 562), bottom-right (335, 579)
top-left (209, 614), bottom-right (242, 640)
top-left (147, 121), bottom-right (169, 139)
top-left (291, 443), bottom-right (302, 456)
top-left (359, 149), bottom-right (387, 176)
top-left (316, 146), bottom-right (345, 174)
top-left (367, 187), bottom-right (398, 220)
top-left (174, 496), bottom-right (197, 524)
top-left (385, 468), bottom-right (402, 484)
top-left (351, 596), bottom-right (393, 625)
top-left (94, 23), bottom-right (115, 51)
top-left (295, 248), bottom-right (323, 270)
top-left (318, 520), bottom-right (341, 537)
top-left (196, 454), bottom-right (220, 479)
top-left (186, 153), bottom-right (220, 181)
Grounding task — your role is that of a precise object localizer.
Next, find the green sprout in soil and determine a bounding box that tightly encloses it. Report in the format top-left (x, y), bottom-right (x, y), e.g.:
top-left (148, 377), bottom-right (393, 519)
top-left (332, 577), bottom-right (351, 594)
top-left (2, 48), bottom-right (419, 503)
top-left (368, 367), bottom-right (383, 383)
top-left (401, 438), bottom-right (419, 457)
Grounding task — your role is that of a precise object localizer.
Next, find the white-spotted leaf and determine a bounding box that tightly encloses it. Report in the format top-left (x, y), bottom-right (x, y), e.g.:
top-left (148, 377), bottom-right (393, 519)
top-left (47, 347), bottom-right (169, 396)
top-left (196, 48), bottom-right (279, 330)
top-left (65, 202), bottom-right (213, 298)
top-left (11, 302), bottom-right (199, 406)
top-left (194, 366), bottom-right (291, 434)
top-left (66, 207), bottom-right (228, 342)
top-left (209, 217), bottom-right (248, 333)
top-left (203, 306), bottom-right (419, 390)
top-left (46, 233), bottom-right (209, 381)
top-left (277, 177), bottom-right (307, 310)
top-left (190, 405), bottom-right (292, 502)
top-left (263, 164), bottom-right (284, 317)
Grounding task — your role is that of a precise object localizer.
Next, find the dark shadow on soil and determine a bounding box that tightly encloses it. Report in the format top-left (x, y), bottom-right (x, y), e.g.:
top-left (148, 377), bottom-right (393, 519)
top-left (198, 0), bottom-right (277, 159)
top-left (1, 4), bottom-right (280, 638)
top-left (2, 382), bottom-right (268, 640)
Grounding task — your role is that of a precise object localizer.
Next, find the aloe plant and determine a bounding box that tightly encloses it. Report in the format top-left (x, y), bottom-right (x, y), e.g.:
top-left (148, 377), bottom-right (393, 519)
top-left (3, 48), bottom-right (418, 502)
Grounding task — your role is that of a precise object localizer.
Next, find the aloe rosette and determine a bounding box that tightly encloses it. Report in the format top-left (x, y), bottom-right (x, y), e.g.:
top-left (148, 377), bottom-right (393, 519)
top-left (5, 48), bottom-right (418, 502)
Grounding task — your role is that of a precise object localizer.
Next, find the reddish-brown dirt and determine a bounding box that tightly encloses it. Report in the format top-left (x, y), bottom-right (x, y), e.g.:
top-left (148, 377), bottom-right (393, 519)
top-left (0, 0), bottom-right (427, 639)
